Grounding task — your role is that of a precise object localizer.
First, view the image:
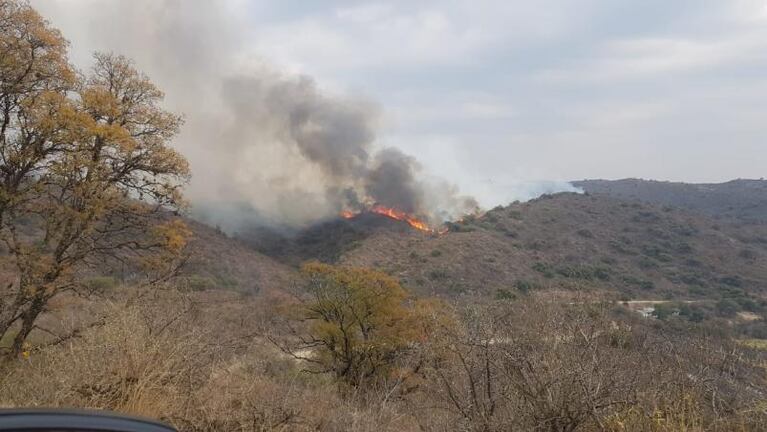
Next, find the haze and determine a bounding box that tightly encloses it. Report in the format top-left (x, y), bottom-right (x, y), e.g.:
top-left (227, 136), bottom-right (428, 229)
top-left (31, 0), bottom-right (767, 224)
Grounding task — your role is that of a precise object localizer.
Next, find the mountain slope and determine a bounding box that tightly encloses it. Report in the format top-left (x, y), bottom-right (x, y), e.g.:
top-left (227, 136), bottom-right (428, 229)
top-left (183, 220), bottom-right (298, 293)
top-left (572, 178), bottom-right (767, 223)
top-left (335, 193), bottom-right (767, 306)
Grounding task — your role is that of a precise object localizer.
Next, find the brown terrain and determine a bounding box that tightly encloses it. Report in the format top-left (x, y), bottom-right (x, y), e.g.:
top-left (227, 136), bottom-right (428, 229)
top-left (250, 192), bottom-right (767, 304)
top-left (573, 178), bottom-right (767, 223)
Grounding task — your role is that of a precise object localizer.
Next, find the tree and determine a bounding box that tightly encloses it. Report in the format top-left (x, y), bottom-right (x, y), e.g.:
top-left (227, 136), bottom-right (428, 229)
top-left (277, 262), bottom-right (441, 387)
top-left (419, 301), bottom-right (645, 432)
top-left (0, 1), bottom-right (189, 356)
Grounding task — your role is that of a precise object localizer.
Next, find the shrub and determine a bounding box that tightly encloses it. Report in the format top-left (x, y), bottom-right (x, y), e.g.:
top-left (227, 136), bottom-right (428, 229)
top-left (428, 269), bottom-right (449, 281)
top-left (532, 262), bottom-right (555, 278)
top-left (185, 275), bottom-right (217, 291)
top-left (719, 276), bottom-right (743, 287)
top-left (555, 265), bottom-right (610, 281)
top-left (738, 249), bottom-right (758, 260)
top-left (515, 280), bottom-right (537, 293)
top-left (282, 262), bottom-right (449, 386)
top-left (495, 289), bottom-right (516, 300)
top-left (715, 299), bottom-right (740, 318)
top-left (621, 275), bottom-right (654, 290)
top-left (652, 303), bottom-right (677, 320)
top-left (83, 276), bottom-right (119, 292)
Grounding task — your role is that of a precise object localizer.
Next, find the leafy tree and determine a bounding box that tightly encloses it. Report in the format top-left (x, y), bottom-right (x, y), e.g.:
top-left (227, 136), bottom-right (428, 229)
top-left (0, 1), bottom-right (189, 356)
top-left (715, 298), bottom-right (740, 318)
top-left (279, 262), bottom-right (444, 386)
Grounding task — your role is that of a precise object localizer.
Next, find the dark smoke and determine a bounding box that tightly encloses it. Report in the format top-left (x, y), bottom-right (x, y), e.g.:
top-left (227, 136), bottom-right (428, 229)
top-left (364, 149), bottom-right (423, 214)
top-left (32, 0), bottom-right (478, 231)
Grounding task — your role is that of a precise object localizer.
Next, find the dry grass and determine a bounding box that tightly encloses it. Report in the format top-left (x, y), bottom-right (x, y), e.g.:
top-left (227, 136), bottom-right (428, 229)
top-left (0, 288), bottom-right (419, 431)
top-left (1, 287), bottom-right (765, 431)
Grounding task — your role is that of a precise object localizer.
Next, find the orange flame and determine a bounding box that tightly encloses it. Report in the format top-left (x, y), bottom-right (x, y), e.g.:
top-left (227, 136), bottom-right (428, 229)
top-left (370, 205), bottom-right (433, 232)
top-left (339, 206), bottom-right (448, 234)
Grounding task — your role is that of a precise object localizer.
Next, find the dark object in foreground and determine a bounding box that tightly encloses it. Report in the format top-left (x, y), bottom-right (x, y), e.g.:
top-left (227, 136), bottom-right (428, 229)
top-left (0, 409), bottom-right (176, 432)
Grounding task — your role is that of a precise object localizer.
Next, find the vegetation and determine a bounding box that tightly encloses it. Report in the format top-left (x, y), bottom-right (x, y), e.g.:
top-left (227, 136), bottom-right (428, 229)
top-left (273, 262), bottom-right (444, 387)
top-left (1, 3), bottom-right (767, 431)
top-left (0, 0), bottom-right (189, 356)
top-left (2, 288), bottom-right (764, 431)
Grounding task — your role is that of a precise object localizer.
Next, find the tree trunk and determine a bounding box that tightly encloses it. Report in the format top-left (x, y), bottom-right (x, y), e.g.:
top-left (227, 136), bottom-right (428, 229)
top-left (10, 296), bottom-right (45, 356)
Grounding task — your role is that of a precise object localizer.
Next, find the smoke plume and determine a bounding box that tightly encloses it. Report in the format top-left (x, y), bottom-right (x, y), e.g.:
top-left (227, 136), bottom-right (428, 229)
top-left (32, 0), bottom-right (477, 231)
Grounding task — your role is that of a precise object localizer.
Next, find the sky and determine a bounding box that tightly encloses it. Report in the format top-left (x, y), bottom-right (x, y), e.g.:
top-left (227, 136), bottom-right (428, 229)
top-left (30, 0), bottom-right (767, 215)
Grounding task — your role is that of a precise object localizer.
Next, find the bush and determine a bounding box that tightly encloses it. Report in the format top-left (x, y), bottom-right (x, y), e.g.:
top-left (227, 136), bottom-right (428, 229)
top-left (83, 276), bottom-right (118, 292)
top-left (739, 249), bottom-right (758, 260)
top-left (715, 299), bottom-right (740, 318)
top-left (621, 275), bottom-right (654, 290)
top-left (428, 269), bottom-right (449, 281)
top-left (430, 249), bottom-right (442, 257)
top-left (185, 275), bottom-right (217, 291)
top-left (652, 303), bottom-right (677, 320)
top-left (719, 276), bottom-right (743, 287)
top-left (514, 280), bottom-right (539, 294)
top-left (495, 289), bottom-right (516, 300)
top-left (282, 262), bottom-right (449, 386)
top-left (532, 262), bottom-right (555, 278)
top-left (556, 265), bottom-right (610, 281)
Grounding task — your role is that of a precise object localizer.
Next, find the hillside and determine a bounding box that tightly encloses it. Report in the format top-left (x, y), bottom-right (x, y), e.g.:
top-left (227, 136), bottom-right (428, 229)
top-left (181, 220), bottom-right (298, 293)
top-left (0, 215), bottom-right (298, 296)
top-left (573, 178), bottom-right (767, 223)
top-left (314, 193), bottom-right (766, 313)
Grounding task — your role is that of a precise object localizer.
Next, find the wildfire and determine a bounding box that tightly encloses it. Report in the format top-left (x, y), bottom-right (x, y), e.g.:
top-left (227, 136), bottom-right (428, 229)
top-left (370, 205), bottom-right (431, 232)
top-left (339, 205), bottom-right (442, 234)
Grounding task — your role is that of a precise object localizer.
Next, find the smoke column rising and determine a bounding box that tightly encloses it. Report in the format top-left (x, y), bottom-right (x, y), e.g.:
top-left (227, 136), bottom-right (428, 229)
top-left (32, 0), bottom-right (478, 231)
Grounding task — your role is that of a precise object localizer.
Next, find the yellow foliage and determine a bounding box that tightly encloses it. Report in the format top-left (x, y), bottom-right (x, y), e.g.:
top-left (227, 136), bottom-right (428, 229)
top-left (0, 1), bottom-right (190, 356)
top-left (153, 219), bottom-right (193, 254)
top-left (296, 263), bottom-right (449, 385)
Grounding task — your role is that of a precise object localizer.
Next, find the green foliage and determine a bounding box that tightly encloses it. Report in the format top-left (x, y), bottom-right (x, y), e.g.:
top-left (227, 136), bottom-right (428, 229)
top-left (444, 221), bottom-right (475, 232)
top-left (677, 304), bottom-right (708, 323)
top-left (556, 265), bottom-right (611, 281)
top-left (184, 275), bottom-right (217, 291)
top-left (532, 262), bottom-right (555, 278)
top-left (652, 303), bottom-right (676, 320)
top-left (83, 276), bottom-right (118, 292)
top-left (532, 262), bottom-right (610, 281)
top-left (715, 299), bottom-right (740, 318)
top-left (428, 269), bottom-right (449, 281)
top-left (620, 275), bottom-right (654, 290)
top-left (514, 279), bottom-right (539, 294)
top-left (719, 276), bottom-right (743, 287)
top-left (430, 249), bottom-right (442, 257)
top-left (495, 288), bottom-right (516, 300)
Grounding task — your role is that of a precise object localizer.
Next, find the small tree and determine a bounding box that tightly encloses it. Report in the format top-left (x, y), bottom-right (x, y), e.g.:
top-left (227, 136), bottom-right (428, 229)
top-left (0, 1), bottom-right (189, 356)
top-left (278, 262), bottom-right (439, 387)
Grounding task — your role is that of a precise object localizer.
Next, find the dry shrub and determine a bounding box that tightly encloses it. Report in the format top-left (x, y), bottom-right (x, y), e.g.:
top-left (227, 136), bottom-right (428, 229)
top-left (0, 288), bottom-right (420, 431)
top-left (2, 290), bottom-right (765, 431)
top-left (405, 299), bottom-right (767, 432)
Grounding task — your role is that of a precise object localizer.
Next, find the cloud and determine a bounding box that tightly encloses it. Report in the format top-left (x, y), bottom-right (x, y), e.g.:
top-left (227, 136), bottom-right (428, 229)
top-left (31, 0), bottom-right (767, 213)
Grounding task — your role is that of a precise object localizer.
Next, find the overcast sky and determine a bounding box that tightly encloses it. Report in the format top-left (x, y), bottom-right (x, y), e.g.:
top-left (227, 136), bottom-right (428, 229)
top-left (31, 0), bottom-right (767, 208)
